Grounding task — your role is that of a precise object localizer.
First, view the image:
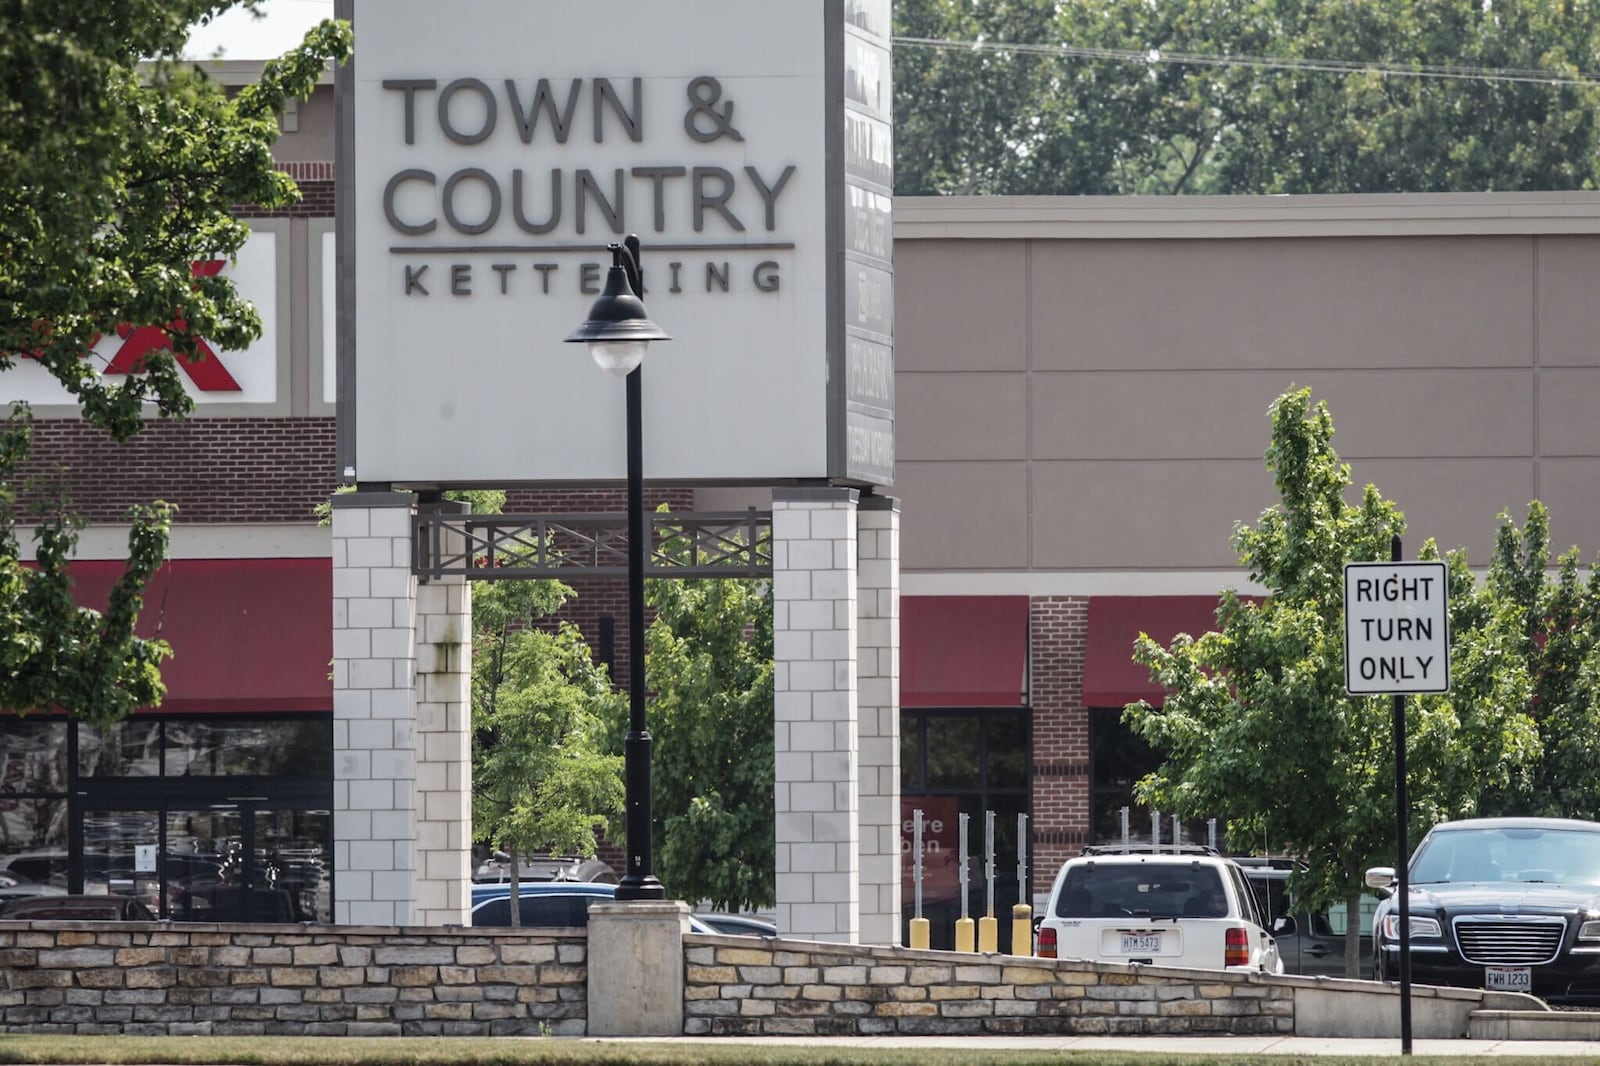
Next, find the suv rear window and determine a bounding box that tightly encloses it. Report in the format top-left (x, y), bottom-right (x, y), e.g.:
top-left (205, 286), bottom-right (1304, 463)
top-left (1054, 864), bottom-right (1229, 919)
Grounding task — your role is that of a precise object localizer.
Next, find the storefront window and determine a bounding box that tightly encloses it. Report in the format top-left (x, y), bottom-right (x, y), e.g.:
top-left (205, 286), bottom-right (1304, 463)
top-left (163, 718), bottom-right (333, 777)
top-left (924, 716), bottom-right (981, 789)
top-left (0, 718), bottom-right (68, 793)
top-left (986, 714), bottom-right (1028, 788)
top-left (0, 718), bottom-right (69, 889)
top-left (0, 798), bottom-right (68, 887)
top-left (1089, 707), bottom-right (1212, 847)
top-left (902, 708), bottom-right (1030, 951)
top-left (79, 719), bottom-right (162, 777)
top-left (1, 713), bottom-right (334, 920)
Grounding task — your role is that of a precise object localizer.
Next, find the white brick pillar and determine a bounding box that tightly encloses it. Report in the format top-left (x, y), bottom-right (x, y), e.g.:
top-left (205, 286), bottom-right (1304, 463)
top-left (772, 487), bottom-right (859, 943)
top-left (413, 500), bottom-right (473, 926)
top-left (857, 494), bottom-right (901, 945)
top-left (331, 490), bottom-right (419, 925)
top-left (331, 492), bottom-right (475, 927)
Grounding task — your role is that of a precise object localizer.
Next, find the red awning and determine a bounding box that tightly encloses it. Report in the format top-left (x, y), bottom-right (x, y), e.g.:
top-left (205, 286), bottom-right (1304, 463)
top-left (1082, 595), bottom-right (1228, 708)
top-left (902, 595), bottom-right (1029, 708)
top-left (63, 558), bottom-right (333, 713)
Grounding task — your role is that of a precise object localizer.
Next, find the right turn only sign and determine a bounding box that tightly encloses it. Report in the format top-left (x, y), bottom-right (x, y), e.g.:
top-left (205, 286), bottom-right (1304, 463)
top-left (1343, 560), bottom-right (1451, 695)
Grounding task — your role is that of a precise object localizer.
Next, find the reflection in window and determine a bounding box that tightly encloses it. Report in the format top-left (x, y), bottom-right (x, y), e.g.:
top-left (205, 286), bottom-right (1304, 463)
top-left (900, 721), bottom-right (922, 790)
top-left (1089, 707), bottom-right (1211, 846)
top-left (925, 717), bottom-right (981, 789)
top-left (0, 798), bottom-right (68, 887)
top-left (1325, 896), bottom-right (1378, 937)
top-left (0, 718), bottom-right (69, 793)
top-left (163, 719), bottom-right (333, 777)
top-left (80, 811), bottom-right (160, 901)
top-left (79, 719), bottom-right (162, 777)
top-left (901, 708), bottom-right (1031, 953)
top-left (987, 714), bottom-right (1027, 788)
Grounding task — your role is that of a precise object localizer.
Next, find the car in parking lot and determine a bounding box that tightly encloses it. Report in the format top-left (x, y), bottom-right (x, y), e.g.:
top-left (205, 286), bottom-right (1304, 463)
top-left (471, 851), bottom-right (618, 884)
top-left (693, 911), bottom-right (778, 937)
top-left (1237, 856), bottom-right (1375, 978)
top-left (1036, 845), bottom-right (1291, 973)
top-left (0, 894), bottom-right (155, 921)
top-left (1366, 816), bottom-right (1600, 1003)
top-left (470, 882), bottom-right (770, 936)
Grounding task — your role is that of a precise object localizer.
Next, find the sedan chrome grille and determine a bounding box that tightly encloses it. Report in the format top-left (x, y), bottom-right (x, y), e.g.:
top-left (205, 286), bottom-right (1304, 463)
top-left (1453, 916), bottom-right (1566, 965)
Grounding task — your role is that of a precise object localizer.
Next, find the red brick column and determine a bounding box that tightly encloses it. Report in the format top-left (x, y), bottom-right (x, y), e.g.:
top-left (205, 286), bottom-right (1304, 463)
top-left (1029, 596), bottom-right (1091, 879)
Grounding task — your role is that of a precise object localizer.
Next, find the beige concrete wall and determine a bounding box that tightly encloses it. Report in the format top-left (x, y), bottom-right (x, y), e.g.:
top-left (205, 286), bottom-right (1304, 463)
top-left (893, 195), bottom-right (1600, 582)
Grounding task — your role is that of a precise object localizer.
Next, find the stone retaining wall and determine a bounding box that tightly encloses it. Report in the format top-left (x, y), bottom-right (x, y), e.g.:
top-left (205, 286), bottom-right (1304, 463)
top-left (683, 937), bottom-right (1294, 1036)
top-left (3, 921), bottom-right (1524, 1039)
top-left (0, 923), bottom-right (587, 1036)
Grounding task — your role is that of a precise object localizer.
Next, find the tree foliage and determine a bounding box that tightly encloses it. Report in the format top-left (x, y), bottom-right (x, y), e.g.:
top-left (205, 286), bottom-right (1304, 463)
top-left (470, 570), bottom-right (626, 905)
top-left (2, 1), bottom-right (353, 438)
top-left (1, 2), bottom-right (350, 723)
top-left (0, 407), bottom-right (171, 723)
top-left (1125, 388), bottom-right (1541, 975)
top-left (1473, 503), bottom-right (1600, 821)
top-left (644, 521), bottom-right (775, 912)
top-left (894, 0), bottom-right (1600, 195)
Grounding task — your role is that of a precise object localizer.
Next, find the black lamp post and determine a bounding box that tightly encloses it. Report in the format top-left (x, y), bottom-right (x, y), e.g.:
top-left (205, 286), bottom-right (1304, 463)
top-left (566, 234), bottom-right (670, 901)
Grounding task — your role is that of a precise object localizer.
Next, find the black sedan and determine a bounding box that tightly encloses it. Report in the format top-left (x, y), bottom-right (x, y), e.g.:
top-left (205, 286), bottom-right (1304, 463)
top-left (1366, 817), bottom-right (1600, 1003)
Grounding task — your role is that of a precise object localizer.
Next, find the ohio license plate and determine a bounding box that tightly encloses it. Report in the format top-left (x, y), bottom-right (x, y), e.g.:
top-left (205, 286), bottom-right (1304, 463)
top-left (1120, 932), bottom-right (1162, 954)
top-left (1485, 967), bottom-right (1533, 992)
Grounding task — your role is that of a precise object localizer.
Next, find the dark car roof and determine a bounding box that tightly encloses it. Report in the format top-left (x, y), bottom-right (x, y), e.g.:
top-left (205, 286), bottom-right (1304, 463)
top-left (468, 887), bottom-right (716, 934)
top-left (470, 881), bottom-right (617, 905)
top-left (1233, 856), bottom-right (1306, 872)
top-left (0, 895), bottom-right (154, 921)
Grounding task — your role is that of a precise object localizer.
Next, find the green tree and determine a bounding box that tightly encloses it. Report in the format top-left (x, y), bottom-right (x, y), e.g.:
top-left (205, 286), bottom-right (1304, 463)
top-left (894, 0), bottom-right (1600, 195)
top-left (645, 522), bottom-right (775, 912)
top-left (1472, 503), bottom-right (1600, 821)
top-left (1126, 388), bottom-right (1539, 976)
top-left (2, 2), bottom-right (351, 722)
top-left (471, 573), bottom-right (626, 925)
top-left (3, 1), bottom-right (353, 436)
top-left (0, 407), bottom-right (171, 724)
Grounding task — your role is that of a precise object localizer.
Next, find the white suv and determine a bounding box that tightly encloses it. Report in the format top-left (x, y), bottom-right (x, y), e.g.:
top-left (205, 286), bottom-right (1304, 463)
top-left (1037, 846), bottom-right (1289, 973)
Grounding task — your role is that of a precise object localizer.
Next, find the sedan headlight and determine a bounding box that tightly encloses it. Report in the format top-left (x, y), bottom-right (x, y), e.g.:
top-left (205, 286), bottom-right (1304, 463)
top-left (1578, 920), bottom-right (1600, 942)
top-left (1380, 914), bottom-right (1442, 940)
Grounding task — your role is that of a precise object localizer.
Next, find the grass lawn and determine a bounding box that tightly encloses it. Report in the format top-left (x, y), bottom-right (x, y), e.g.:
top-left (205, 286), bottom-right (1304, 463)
top-left (0, 1036), bottom-right (1577, 1066)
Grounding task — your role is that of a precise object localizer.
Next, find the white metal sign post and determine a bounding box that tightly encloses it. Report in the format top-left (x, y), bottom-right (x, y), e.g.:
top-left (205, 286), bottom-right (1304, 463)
top-left (1345, 544), bottom-right (1450, 1057)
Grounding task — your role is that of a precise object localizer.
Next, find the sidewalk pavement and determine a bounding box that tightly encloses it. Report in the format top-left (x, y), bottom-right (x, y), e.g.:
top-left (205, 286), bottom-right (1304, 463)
top-left (585, 1034), bottom-right (1600, 1057)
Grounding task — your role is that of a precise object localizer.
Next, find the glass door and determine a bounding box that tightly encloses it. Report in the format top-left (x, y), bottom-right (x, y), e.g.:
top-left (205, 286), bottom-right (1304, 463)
top-left (77, 794), bottom-right (332, 923)
top-left (164, 805), bottom-right (331, 923)
top-left (252, 808), bottom-right (332, 923)
top-left (79, 809), bottom-right (164, 911)
top-left (165, 806), bottom-right (242, 920)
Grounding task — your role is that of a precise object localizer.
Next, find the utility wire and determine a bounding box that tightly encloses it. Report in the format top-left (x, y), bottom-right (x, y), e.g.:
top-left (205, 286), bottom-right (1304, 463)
top-left (893, 35), bottom-right (1600, 87)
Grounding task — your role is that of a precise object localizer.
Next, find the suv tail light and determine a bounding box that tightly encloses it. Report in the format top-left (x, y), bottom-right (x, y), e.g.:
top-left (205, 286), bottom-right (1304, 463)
top-left (1225, 925), bottom-right (1250, 967)
top-left (1037, 925), bottom-right (1057, 959)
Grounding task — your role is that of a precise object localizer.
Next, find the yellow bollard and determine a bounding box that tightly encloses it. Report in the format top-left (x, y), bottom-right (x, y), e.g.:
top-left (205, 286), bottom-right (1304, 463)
top-left (978, 913), bottom-right (998, 953)
top-left (909, 916), bottom-right (930, 950)
top-left (954, 915), bottom-right (975, 952)
top-left (1011, 903), bottom-right (1033, 956)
